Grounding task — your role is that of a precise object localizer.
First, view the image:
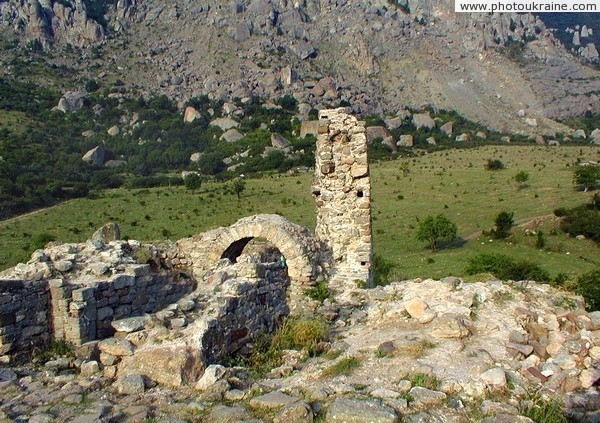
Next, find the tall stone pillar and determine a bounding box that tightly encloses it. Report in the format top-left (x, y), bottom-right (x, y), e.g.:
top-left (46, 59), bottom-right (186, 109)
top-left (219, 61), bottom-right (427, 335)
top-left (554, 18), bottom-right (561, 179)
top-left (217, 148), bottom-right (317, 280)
top-left (312, 108), bottom-right (373, 289)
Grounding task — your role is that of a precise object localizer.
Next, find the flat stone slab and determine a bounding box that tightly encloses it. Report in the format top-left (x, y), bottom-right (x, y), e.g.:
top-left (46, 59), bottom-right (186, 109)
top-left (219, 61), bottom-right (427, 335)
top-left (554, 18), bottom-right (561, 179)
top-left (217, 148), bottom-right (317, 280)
top-left (249, 391), bottom-right (300, 409)
top-left (408, 387), bottom-right (447, 406)
top-left (326, 398), bottom-right (398, 423)
top-left (207, 405), bottom-right (250, 423)
top-left (111, 316), bottom-right (147, 333)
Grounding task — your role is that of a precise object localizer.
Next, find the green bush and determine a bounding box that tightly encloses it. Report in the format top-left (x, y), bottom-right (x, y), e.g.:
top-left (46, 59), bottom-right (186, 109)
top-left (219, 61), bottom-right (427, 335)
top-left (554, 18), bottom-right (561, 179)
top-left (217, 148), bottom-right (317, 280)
top-left (272, 315), bottom-right (329, 355)
top-left (373, 254), bottom-right (395, 286)
top-left (492, 211), bottom-right (514, 239)
top-left (520, 389), bottom-right (567, 423)
top-left (485, 159), bottom-right (505, 170)
top-left (32, 233), bottom-right (56, 250)
top-left (305, 280), bottom-right (330, 303)
top-left (573, 270), bottom-right (600, 311)
top-left (466, 253), bottom-right (550, 282)
top-left (416, 214), bottom-right (458, 252)
top-left (559, 205), bottom-right (600, 243)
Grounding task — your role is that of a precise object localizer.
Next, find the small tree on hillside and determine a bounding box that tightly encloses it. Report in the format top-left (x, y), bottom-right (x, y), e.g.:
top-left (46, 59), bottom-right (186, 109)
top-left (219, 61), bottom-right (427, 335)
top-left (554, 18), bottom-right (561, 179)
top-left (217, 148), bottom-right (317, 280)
top-left (416, 214), bottom-right (458, 252)
top-left (492, 211), bottom-right (514, 239)
top-left (232, 178), bottom-right (246, 199)
top-left (514, 170), bottom-right (529, 190)
top-left (184, 173), bottom-right (202, 192)
top-left (574, 164), bottom-right (600, 191)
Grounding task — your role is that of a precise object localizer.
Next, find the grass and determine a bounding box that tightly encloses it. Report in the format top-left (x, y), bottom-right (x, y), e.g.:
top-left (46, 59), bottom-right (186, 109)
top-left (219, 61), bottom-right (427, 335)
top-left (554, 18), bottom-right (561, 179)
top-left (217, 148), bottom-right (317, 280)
top-left (321, 356), bottom-right (361, 378)
top-left (402, 372), bottom-right (441, 390)
top-left (1, 146), bottom-right (599, 281)
top-left (519, 389), bottom-right (567, 423)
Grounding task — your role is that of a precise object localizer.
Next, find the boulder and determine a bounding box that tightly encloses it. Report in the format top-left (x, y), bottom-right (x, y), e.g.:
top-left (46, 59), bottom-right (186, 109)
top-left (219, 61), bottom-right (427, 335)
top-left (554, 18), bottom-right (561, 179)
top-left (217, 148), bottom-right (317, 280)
top-left (572, 129), bottom-right (587, 139)
top-left (195, 364), bottom-right (229, 391)
top-left (366, 126), bottom-right (390, 143)
top-left (412, 113), bottom-right (435, 130)
top-left (426, 137), bottom-right (436, 145)
top-left (220, 129), bottom-right (244, 143)
top-left (385, 116), bottom-right (404, 129)
top-left (397, 135), bottom-right (414, 147)
top-left (184, 106), bottom-right (201, 123)
top-left (115, 374), bottom-right (145, 395)
top-left (118, 345), bottom-right (203, 387)
top-left (409, 387), bottom-right (447, 405)
top-left (82, 145), bottom-right (105, 166)
top-left (456, 133), bottom-right (470, 142)
top-left (271, 133), bottom-right (291, 149)
top-left (249, 391), bottom-right (300, 409)
top-left (440, 121), bottom-right (453, 135)
top-left (210, 117), bottom-right (239, 131)
top-left (207, 405), bottom-right (250, 423)
top-left (107, 125), bottom-right (120, 136)
top-left (590, 129), bottom-right (600, 145)
top-left (431, 314), bottom-right (470, 338)
top-left (111, 316), bottom-right (147, 333)
top-left (98, 338), bottom-right (135, 356)
top-left (92, 222), bottom-right (121, 243)
top-left (273, 401), bottom-right (314, 423)
top-left (56, 92), bottom-right (86, 113)
top-left (326, 398), bottom-right (398, 423)
top-left (300, 121), bottom-right (319, 138)
top-left (480, 367), bottom-right (507, 388)
top-left (190, 152), bottom-right (203, 162)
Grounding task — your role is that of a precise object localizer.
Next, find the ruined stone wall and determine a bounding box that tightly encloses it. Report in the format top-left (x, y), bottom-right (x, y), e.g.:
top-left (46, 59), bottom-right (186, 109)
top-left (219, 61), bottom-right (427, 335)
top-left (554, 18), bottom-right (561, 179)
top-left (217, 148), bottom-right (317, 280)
top-left (0, 280), bottom-right (51, 357)
top-left (0, 266), bottom-right (195, 357)
top-left (51, 265), bottom-right (195, 345)
top-left (313, 108), bottom-right (373, 288)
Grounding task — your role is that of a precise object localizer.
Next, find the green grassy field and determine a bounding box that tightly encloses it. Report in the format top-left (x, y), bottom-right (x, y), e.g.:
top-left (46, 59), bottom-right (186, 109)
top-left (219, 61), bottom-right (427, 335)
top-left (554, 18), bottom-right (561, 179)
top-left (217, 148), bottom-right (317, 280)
top-left (1, 145), bottom-right (599, 280)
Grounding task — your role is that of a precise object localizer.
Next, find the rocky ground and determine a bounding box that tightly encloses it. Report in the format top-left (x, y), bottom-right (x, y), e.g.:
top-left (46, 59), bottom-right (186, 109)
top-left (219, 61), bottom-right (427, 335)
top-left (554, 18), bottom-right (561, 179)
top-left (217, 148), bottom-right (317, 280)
top-left (1, 275), bottom-right (599, 422)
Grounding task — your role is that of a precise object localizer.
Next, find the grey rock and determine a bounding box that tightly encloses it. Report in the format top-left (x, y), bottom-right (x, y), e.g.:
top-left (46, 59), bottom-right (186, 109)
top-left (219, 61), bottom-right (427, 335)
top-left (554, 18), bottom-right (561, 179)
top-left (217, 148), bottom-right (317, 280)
top-left (98, 338), bottom-right (135, 356)
top-left (116, 373), bottom-right (145, 394)
top-left (480, 368), bottom-right (507, 388)
top-left (207, 405), bottom-right (250, 423)
top-left (221, 128), bottom-right (244, 142)
top-left (408, 386), bottom-right (447, 405)
top-left (0, 369), bottom-right (17, 381)
top-left (440, 121), bottom-right (453, 135)
top-left (412, 113), bottom-right (435, 130)
top-left (56, 92), bottom-right (86, 113)
top-left (271, 133), bottom-right (291, 149)
top-left (326, 398), bottom-right (398, 422)
top-left (54, 260), bottom-right (73, 272)
top-left (249, 391), bottom-right (300, 409)
top-left (111, 316), bottom-right (147, 333)
top-left (82, 145), bottom-right (105, 166)
top-left (273, 400), bottom-right (314, 423)
top-left (210, 117), bottom-right (239, 131)
top-left (195, 364), bottom-right (229, 391)
top-left (92, 222), bottom-right (120, 243)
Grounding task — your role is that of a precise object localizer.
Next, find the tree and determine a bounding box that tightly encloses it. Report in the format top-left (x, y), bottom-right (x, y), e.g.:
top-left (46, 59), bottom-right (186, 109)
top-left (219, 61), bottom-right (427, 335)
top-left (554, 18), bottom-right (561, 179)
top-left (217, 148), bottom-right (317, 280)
top-left (232, 178), bottom-right (246, 199)
top-left (574, 164), bottom-right (600, 191)
top-left (184, 173), bottom-right (202, 192)
top-left (514, 171), bottom-right (529, 190)
top-left (492, 211), bottom-right (514, 239)
top-left (416, 214), bottom-right (458, 252)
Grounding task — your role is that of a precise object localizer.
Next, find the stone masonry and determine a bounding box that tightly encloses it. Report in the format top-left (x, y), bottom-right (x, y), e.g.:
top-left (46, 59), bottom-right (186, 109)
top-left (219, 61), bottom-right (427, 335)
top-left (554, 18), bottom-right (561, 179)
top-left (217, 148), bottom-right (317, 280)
top-left (313, 108), bottom-right (374, 288)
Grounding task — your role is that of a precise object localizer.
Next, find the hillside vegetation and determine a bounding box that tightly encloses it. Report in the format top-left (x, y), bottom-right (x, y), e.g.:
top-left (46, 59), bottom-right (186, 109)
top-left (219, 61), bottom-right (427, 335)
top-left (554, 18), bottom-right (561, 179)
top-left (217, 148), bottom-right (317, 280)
top-left (1, 145), bottom-right (598, 281)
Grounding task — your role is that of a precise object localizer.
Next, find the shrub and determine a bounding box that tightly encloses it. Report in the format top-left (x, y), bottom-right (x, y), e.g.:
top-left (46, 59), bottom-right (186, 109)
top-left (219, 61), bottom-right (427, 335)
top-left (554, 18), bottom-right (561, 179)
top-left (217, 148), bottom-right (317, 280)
top-left (416, 214), bottom-right (458, 252)
top-left (559, 205), bottom-right (600, 243)
top-left (536, 231), bottom-right (546, 249)
top-left (520, 389), bottom-right (567, 423)
top-left (466, 253), bottom-right (550, 282)
top-left (272, 315), bottom-right (329, 355)
top-left (492, 211), bottom-right (514, 239)
top-left (573, 270), bottom-right (600, 311)
top-left (183, 173), bottom-right (202, 191)
top-left (305, 280), bottom-right (330, 303)
top-left (485, 159), bottom-right (505, 170)
top-left (373, 254), bottom-right (395, 286)
top-left (32, 233), bottom-right (56, 250)
top-left (514, 170), bottom-right (530, 189)
top-left (573, 164), bottom-right (600, 191)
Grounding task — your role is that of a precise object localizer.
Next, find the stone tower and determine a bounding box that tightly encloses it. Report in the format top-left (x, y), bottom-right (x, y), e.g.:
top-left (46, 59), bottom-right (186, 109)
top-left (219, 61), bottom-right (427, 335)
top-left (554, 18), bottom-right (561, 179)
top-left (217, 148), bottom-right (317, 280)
top-left (312, 108), bottom-right (373, 288)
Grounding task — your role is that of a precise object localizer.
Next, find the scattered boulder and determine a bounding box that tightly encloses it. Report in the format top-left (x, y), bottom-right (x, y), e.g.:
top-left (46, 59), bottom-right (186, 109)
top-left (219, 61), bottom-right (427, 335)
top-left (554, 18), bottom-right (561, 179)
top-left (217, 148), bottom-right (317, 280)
top-left (409, 387), bottom-right (447, 405)
top-left (111, 316), bottom-right (146, 333)
top-left (300, 121), bottom-right (319, 138)
top-left (92, 222), bottom-right (121, 243)
top-left (572, 129), bottom-right (587, 139)
top-left (107, 125), bottom-right (120, 136)
top-left (431, 314), bottom-right (470, 338)
top-left (271, 133), bottom-right (291, 149)
top-left (220, 128), bottom-right (244, 142)
top-left (249, 391), bottom-right (300, 409)
top-left (366, 126), bottom-right (390, 143)
top-left (190, 152), bottom-right (203, 162)
top-left (210, 117), bottom-right (239, 131)
top-left (480, 367), bottom-right (507, 388)
top-left (82, 145), bottom-right (105, 166)
top-left (184, 106), bottom-right (201, 123)
top-left (55, 92), bottom-right (86, 113)
top-left (440, 121), bottom-right (453, 135)
top-left (412, 113), bottom-right (435, 130)
top-left (397, 134), bottom-right (414, 147)
top-left (455, 133), bottom-right (470, 142)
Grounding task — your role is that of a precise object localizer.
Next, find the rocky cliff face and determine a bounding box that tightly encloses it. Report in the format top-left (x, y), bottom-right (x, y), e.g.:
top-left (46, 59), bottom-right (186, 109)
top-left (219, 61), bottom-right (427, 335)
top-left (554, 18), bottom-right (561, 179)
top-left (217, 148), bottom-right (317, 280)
top-left (2, 0), bottom-right (599, 132)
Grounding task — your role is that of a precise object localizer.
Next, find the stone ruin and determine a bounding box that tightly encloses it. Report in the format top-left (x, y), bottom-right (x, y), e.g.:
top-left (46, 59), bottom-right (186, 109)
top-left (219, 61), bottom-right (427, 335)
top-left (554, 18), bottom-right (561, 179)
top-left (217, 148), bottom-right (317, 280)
top-left (0, 108), bottom-right (373, 369)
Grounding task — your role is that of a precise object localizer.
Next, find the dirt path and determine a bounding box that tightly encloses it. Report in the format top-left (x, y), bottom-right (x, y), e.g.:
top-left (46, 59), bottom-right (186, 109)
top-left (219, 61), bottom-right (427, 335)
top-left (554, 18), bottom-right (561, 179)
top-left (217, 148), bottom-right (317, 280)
top-left (462, 214), bottom-right (556, 241)
top-left (0, 199), bottom-right (76, 225)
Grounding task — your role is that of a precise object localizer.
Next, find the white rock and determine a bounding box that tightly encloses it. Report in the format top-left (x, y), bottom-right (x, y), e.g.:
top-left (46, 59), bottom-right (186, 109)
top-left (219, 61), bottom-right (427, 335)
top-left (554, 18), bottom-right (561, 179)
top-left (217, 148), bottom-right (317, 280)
top-left (480, 367), bottom-right (507, 388)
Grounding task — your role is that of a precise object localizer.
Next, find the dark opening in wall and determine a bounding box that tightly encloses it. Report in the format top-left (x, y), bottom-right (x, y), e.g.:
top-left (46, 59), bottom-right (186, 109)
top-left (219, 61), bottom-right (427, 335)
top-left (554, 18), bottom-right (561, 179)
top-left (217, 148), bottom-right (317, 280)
top-left (357, 190), bottom-right (364, 197)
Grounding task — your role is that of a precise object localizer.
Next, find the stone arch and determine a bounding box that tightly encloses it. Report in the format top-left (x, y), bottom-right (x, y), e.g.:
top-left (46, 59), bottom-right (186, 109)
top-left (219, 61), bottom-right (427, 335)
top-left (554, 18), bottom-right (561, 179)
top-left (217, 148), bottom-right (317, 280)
top-left (177, 214), bottom-right (330, 308)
